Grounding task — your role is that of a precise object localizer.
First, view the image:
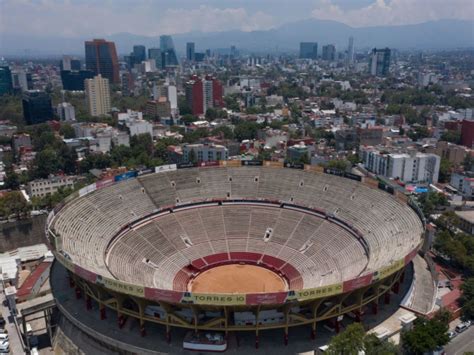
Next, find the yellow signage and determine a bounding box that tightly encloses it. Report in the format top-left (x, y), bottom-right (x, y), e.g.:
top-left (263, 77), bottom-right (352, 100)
top-left (375, 259), bottom-right (404, 281)
top-left (55, 252), bottom-right (75, 272)
top-left (97, 276), bottom-right (145, 297)
top-left (186, 293), bottom-right (247, 305)
top-left (296, 283), bottom-right (343, 301)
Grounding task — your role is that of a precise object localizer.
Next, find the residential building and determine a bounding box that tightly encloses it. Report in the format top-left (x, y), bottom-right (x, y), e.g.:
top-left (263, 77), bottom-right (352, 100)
top-left (461, 120), bottom-right (474, 148)
top-left (450, 172), bottom-right (474, 200)
top-left (299, 42), bottom-right (318, 59)
top-left (22, 90), bottom-right (53, 125)
top-left (425, 141), bottom-right (468, 166)
top-left (322, 44), bottom-right (336, 61)
top-left (85, 39), bottom-right (120, 83)
top-left (183, 143), bottom-right (228, 163)
top-left (85, 75), bottom-right (111, 117)
top-left (120, 72), bottom-right (134, 96)
top-left (57, 102), bottom-right (76, 121)
top-left (0, 66), bottom-right (13, 95)
top-left (358, 127), bottom-right (384, 146)
top-left (186, 42), bottom-right (195, 61)
top-left (28, 175), bottom-right (76, 198)
top-left (60, 70), bottom-right (94, 91)
top-left (13, 133), bottom-right (32, 156)
top-left (146, 98), bottom-right (171, 118)
top-left (360, 147), bottom-right (440, 183)
top-left (455, 210), bottom-right (474, 235)
top-left (185, 75), bottom-right (224, 115)
top-left (61, 56), bottom-right (81, 71)
top-left (133, 45), bottom-right (146, 63)
top-left (369, 48), bottom-right (391, 76)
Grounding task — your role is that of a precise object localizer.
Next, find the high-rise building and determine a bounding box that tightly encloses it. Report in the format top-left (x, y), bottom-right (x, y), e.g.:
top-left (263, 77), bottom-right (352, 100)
top-left (22, 90), bottom-right (53, 125)
top-left (186, 42), bottom-right (195, 61)
top-left (160, 35), bottom-right (179, 68)
top-left (60, 70), bottom-right (94, 91)
top-left (299, 42), bottom-right (318, 59)
top-left (120, 72), bottom-right (134, 97)
top-left (57, 102), bottom-right (76, 121)
top-left (85, 39), bottom-right (120, 83)
top-left (148, 48), bottom-right (162, 69)
top-left (461, 120), bottom-right (474, 148)
top-left (322, 44), bottom-right (336, 61)
top-left (133, 45), bottom-right (146, 63)
top-left (85, 75), bottom-right (111, 117)
top-left (185, 75), bottom-right (224, 115)
top-left (61, 56), bottom-right (81, 71)
top-left (369, 48), bottom-right (391, 77)
top-left (12, 70), bottom-right (33, 91)
top-left (0, 66), bottom-right (13, 95)
top-left (185, 77), bottom-right (204, 116)
top-left (347, 37), bottom-right (354, 65)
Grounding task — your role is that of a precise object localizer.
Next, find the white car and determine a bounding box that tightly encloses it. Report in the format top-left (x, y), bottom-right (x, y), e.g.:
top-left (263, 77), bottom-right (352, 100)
top-left (0, 340), bottom-right (9, 353)
top-left (0, 334), bottom-right (7, 342)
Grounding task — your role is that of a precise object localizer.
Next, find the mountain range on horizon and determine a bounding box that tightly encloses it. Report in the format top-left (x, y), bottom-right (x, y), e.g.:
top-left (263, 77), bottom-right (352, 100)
top-left (1, 18), bottom-right (473, 57)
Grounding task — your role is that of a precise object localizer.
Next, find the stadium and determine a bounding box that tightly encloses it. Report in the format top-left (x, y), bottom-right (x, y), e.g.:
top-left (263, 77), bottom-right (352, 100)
top-left (47, 161), bottom-right (425, 352)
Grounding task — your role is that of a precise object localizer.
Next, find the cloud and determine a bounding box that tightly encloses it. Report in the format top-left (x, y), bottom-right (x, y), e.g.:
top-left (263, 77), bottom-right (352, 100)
top-left (0, 1), bottom-right (275, 37)
top-left (311, 0), bottom-right (474, 27)
top-left (159, 6), bottom-right (275, 34)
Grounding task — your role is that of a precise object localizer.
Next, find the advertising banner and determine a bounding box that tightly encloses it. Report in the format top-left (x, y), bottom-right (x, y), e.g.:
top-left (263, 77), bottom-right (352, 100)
top-left (374, 259), bottom-right (404, 281)
top-left (220, 160), bottom-right (241, 167)
top-left (155, 164), bottom-right (178, 173)
top-left (114, 171), bottom-right (138, 182)
top-left (184, 293), bottom-right (247, 306)
top-left (285, 162), bottom-right (305, 169)
top-left (241, 160), bottom-right (263, 167)
top-left (246, 292), bottom-right (288, 305)
top-left (342, 273), bottom-right (374, 293)
top-left (55, 252), bottom-right (75, 272)
top-left (198, 161), bottom-right (220, 168)
top-left (144, 288), bottom-right (184, 303)
top-left (75, 265), bottom-right (98, 283)
top-left (96, 276), bottom-right (145, 297)
top-left (96, 177), bottom-right (114, 190)
top-left (296, 283), bottom-right (343, 301)
top-left (264, 161), bottom-right (283, 168)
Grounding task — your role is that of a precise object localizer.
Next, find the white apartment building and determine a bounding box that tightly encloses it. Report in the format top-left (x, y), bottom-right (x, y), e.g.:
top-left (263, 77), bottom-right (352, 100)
top-left (28, 175), bottom-right (76, 198)
top-left (57, 102), bottom-right (76, 121)
top-left (85, 75), bottom-right (111, 117)
top-left (183, 143), bottom-right (228, 163)
top-left (360, 147), bottom-right (440, 183)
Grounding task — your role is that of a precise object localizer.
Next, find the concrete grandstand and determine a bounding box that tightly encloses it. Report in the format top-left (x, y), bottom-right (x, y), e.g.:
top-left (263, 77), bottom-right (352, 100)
top-left (48, 161), bottom-right (425, 350)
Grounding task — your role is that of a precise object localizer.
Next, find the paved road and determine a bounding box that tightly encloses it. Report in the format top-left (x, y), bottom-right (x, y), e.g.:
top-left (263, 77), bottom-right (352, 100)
top-left (445, 327), bottom-right (474, 355)
top-left (0, 291), bottom-right (24, 354)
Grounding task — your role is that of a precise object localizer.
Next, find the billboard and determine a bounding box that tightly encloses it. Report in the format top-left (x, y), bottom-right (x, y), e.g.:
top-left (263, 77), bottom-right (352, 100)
top-left (75, 265), bottom-right (97, 283)
top-left (264, 161), bottom-right (283, 168)
top-left (96, 177), bottom-right (114, 190)
top-left (144, 288), bottom-right (184, 303)
top-left (296, 283), bottom-right (343, 301)
top-left (185, 293), bottom-right (246, 306)
top-left (246, 292), bottom-right (288, 305)
top-left (342, 274), bottom-right (373, 292)
top-left (155, 164), bottom-right (177, 174)
top-left (220, 160), bottom-right (241, 167)
top-left (241, 160), bottom-right (263, 166)
top-left (96, 276), bottom-right (145, 298)
top-left (373, 259), bottom-right (404, 281)
top-left (114, 171), bottom-right (138, 182)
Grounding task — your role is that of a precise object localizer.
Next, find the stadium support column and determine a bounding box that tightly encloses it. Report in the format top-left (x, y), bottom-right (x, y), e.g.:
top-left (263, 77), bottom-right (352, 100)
top-left (136, 298), bottom-right (147, 337)
top-left (224, 307), bottom-right (229, 338)
top-left (283, 304), bottom-right (291, 345)
top-left (85, 293), bottom-right (92, 310)
top-left (191, 305), bottom-right (199, 333)
top-left (310, 299), bottom-right (324, 340)
top-left (115, 294), bottom-right (126, 329)
top-left (255, 306), bottom-right (261, 349)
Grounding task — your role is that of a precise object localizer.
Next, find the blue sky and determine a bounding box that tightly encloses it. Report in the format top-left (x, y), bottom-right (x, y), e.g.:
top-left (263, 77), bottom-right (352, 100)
top-left (1, 0), bottom-right (472, 37)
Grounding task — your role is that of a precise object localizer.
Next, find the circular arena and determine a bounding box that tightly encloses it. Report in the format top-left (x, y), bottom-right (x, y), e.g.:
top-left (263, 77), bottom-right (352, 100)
top-left (48, 162), bottom-right (424, 349)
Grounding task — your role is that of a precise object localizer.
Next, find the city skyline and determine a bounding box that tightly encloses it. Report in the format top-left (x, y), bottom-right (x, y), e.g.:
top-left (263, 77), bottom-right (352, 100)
top-left (0, 0), bottom-right (472, 38)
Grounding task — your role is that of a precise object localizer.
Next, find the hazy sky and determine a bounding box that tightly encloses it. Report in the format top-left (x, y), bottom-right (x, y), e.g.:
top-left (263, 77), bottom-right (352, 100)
top-left (1, 0), bottom-right (472, 37)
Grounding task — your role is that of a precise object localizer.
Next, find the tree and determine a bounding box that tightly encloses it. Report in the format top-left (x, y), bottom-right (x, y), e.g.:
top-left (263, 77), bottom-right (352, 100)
top-left (438, 158), bottom-right (452, 183)
top-left (401, 310), bottom-right (450, 354)
top-left (327, 323), bottom-right (399, 355)
top-left (33, 148), bottom-right (60, 178)
top-left (440, 131), bottom-right (461, 145)
top-left (4, 168), bottom-right (20, 190)
top-left (59, 123), bottom-right (76, 139)
top-left (327, 159), bottom-right (350, 171)
top-left (0, 192), bottom-right (31, 219)
top-left (234, 121), bottom-right (260, 141)
top-left (212, 126), bottom-right (234, 140)
top-left (327, 323), bottom-right (365, 354)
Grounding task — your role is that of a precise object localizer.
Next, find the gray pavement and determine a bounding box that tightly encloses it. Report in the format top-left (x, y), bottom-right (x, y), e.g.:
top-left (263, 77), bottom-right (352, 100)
top-left (445, 327), bottom-right (474, 355)
top-left (0, 289), bottom-right (25, 355)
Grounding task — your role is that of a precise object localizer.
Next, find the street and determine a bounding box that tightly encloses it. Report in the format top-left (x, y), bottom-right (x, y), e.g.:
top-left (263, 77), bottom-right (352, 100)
top-left (0, 291), bottom-right (24, 355)
top-left (445, 327), bottom-right (474, 355)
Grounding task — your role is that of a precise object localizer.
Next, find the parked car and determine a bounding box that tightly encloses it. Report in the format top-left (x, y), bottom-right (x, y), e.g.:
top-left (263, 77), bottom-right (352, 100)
top-left (0, 317), bottom-right (5, 327)
top-left (0, 340), bottom-right (9, 353)
top-left (448, 330), bottom-right (457, 339)
top-left (455, 321), bottom-right (471, 333)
